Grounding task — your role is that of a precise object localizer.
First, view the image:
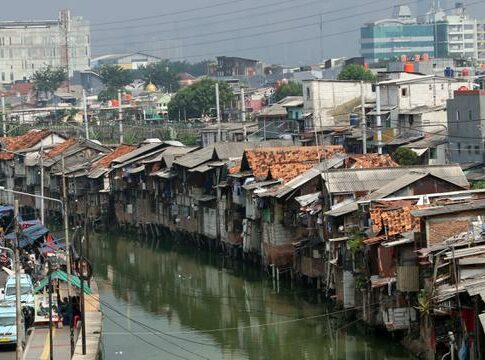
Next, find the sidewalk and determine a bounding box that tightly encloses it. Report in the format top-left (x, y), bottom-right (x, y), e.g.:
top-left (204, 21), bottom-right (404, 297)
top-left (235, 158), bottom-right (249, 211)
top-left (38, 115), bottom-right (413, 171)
top-left (24, 326), bottom-right (73, 360)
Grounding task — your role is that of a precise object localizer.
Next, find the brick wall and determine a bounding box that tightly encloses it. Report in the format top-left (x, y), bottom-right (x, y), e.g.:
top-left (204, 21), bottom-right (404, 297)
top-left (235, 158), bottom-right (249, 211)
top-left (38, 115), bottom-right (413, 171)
top-left (426, 212), bottom-right (482, 246)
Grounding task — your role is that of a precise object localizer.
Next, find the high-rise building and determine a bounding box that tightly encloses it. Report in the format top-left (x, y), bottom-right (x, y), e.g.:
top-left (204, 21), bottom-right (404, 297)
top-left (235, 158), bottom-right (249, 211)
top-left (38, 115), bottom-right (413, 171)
top-left (477, 20), bottom-right (485, 60)
top-left (0, 10), bottom-right (90, 84)
top-left (361, 4), bottom-right (479, 63)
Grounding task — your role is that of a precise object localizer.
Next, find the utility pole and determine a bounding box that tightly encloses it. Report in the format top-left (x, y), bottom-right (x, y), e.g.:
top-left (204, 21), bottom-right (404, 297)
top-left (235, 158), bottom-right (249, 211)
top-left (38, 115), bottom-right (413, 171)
top-left (83, 89), bottom-right (89, 140)
top-left (376, 84), bottom-right (383, 155)
top-left (61, 156), bottom-right (74, 355)
top-left (118, 90), bottom-right (123, 144)
top-left (47, 260), bottom-right (53, 360)
top-left (14, 200), bottom-right (23, 360)
top-left (240, 87), bottom-right (246, 122)
top-left (215, 83), bottom-right (221, 142)
top-left (40, 143), bottom-right (44, 225)
top-left (1, 96), bottom-right (6, 137)
top-left (361, 81), bottom-right (367, 154)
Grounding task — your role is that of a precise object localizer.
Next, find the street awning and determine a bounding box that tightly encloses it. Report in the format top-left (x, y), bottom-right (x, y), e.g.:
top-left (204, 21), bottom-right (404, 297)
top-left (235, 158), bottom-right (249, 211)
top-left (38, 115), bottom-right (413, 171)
top-left (34, 270), bottom-right (93, 294)
top-left (5, 223), bottom-right (49, 248)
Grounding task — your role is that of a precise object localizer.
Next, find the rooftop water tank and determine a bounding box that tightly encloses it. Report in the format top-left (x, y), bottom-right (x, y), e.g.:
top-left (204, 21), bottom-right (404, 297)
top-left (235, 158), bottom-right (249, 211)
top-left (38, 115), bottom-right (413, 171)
top-left (404, 62), bottom-right (415, 73)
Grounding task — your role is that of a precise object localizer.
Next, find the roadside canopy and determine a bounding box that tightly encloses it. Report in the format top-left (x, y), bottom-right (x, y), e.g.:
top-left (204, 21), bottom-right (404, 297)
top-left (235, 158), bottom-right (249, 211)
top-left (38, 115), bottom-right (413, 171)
top-left (34, 270), bottom-right (93, 295)
top-left (0, 205), bottom-right (13, 218)
top-left (5, 223), bottom-right (49, 248)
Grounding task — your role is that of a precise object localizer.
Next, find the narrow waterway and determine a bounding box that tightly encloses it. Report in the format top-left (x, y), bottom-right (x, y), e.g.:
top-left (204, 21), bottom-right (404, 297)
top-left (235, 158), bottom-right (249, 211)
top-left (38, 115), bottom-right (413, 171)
top-left (88, 232), bottom-right (412, 360)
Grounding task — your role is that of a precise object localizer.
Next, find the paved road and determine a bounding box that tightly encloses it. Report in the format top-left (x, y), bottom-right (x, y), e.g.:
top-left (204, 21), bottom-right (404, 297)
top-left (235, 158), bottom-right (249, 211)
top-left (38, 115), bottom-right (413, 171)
top-left (24, 326), bottom-right (71, 360)
top-left (0, 345), bottom-right (15, 360)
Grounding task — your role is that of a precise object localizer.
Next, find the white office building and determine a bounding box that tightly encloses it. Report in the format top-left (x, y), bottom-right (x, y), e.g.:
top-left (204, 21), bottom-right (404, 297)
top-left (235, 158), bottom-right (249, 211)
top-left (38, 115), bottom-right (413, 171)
top-left (0, 10), bottom-right (90, 84)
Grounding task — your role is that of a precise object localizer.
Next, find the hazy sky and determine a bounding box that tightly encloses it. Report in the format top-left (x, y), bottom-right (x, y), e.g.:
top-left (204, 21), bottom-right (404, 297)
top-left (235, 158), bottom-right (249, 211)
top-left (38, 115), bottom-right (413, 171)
top-left (3, 0), bottom-right (485, 65)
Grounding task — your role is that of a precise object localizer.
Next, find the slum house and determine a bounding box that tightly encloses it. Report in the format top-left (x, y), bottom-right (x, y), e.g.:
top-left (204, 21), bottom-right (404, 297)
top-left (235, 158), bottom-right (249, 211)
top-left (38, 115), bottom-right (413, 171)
top-left (200, 122), bottom-right (258, 147)
top-left (34, 139), bottom-right (111, 220)
top-left (0, 129), bottom-right (65, 214)
top-left (412, 199), bottom-right (485, 359)
top-left (80, 144), bottom-right (137, 226)
top-left (139, 145), bottom-right (199, 233)
top-left (323, 165), bottom-right (469, 311)
top-left (234, 145), bottom-right (346, 268)
top-left (170, 142), bottom-right (261, 245)
top-left (108, 141), bottom-right (184, 229)
top-left (288, 154), bottom-right (397, 285)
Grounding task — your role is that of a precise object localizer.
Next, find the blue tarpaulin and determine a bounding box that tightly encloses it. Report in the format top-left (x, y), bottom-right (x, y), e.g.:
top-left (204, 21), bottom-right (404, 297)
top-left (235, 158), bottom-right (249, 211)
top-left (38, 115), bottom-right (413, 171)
top-left (5, 223), bottom-right (49, 248)
top-left (0, 205), bottom-right (13, 218)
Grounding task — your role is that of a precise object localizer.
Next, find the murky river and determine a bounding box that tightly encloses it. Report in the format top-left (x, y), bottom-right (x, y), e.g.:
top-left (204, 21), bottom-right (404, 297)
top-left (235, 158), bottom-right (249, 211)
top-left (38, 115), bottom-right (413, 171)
top-left (88, 232), bottom-right (412, 360)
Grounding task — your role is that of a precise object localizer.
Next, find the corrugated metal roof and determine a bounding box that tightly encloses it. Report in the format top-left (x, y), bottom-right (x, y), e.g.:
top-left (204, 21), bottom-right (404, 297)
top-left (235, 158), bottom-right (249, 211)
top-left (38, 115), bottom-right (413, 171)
top-left (142, 146), bottom-right (199, 164)
top-left (87, 168), bottom-right (108, 179)
top-left (189, 163), bottom-right (213, 173)
top-left (113, 149), bottom-right (165, 169)
top-left (325, 165), bottom-right (468, 194)
top-left (325, 201), bottom-right (359, 217)
top-left (111, 143), bottom-right (164, 164)
top-left (243, 179), bottom-right (281, 190)
top-left (175, 146), bottom-right (215, 169)
top-left (411, 199), bottom-right (485, 218)
top-left (363, 172), bottom-right (429, 200)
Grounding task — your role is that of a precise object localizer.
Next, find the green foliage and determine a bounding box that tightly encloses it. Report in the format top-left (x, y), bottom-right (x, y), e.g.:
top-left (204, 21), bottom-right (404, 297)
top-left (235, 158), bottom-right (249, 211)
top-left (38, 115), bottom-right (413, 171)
top-left (32, 65), bottom-right (68, 99)
top-left (274, 81), bottom-right (303, 102)
top-left (472, 180), bottom-right (485, 190)
top-left (176, 131), bottom-right (199, 146)
top-left (393, 147), bottom-right (420, 166)
top-left (98, 65), bottom-right (133, 92)
top-left (416, 289), bottom-right (431, 315)
top-left (337, 64), bottom-right (376, 81)
top-left (167, 60), bottom-right (211, 77)
top-left (138, 61), bottom-right (180, 92)
top-left (167, 79), bottom-right (234, 120)
top-left (348, 231), bottom-right (364, 255)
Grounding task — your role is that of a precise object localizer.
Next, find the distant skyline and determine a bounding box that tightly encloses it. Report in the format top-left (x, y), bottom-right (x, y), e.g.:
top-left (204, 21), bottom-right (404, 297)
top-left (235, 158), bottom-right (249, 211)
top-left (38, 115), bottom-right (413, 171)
top-left (3, 0), bottom-right (485, 65)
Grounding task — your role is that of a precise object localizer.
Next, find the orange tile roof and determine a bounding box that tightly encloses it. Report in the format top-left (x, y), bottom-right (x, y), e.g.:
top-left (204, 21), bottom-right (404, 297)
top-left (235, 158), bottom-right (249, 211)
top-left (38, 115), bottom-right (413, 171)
top-left (370, 200), bottom-right (421, 236)
top-left (0, 129), bottom-right (52, 160)
top-left (227, 159), bottom-right (241, 174)
top-left (347, 154), bottom-right (398, 169)
top-left (45, 138), bottom-right (77, 159)
top-left (244, 145), bottom-right (345, 182)
top-left (94, 144), bottom-right (137, 169)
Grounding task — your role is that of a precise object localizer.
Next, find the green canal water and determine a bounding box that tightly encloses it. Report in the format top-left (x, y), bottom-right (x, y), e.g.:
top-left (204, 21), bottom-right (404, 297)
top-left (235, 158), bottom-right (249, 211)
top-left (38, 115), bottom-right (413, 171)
top-left (88, 232), bottom-right (412, 360)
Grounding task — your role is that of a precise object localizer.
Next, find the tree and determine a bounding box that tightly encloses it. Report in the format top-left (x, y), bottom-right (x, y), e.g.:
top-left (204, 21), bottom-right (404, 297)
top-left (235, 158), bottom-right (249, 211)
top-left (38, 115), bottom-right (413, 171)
top-left (168, 79), bottom-right (234, 120)
top-left (32, 66), bottom-right (67, 100)
top-left (392, 147), bottom-right (420, 166)
top-left (337, 64), bottom-right (376, 81)
top-left (98, 65), bottom-right (133, 93)
top-left (138, 61), bottom-right (180, 92)
top-left (274, 81), bottom-right (303, 102)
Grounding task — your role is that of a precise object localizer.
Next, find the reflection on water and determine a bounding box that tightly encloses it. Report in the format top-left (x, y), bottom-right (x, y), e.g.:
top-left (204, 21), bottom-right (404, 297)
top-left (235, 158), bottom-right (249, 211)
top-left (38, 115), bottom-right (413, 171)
top-left (88, 233), bottom-right (412, 360)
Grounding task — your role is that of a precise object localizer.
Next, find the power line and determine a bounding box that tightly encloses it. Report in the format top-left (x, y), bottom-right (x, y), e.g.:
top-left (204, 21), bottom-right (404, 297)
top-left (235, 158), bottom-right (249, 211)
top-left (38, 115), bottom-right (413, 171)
top-left (88, 0), bottom-right (485, 61)
top-left (91, 0), bottom-right (253, 27)
top-left (92, 0), bottom-right (322, 35)
top-left (92, 0), bottom-right (395, 46)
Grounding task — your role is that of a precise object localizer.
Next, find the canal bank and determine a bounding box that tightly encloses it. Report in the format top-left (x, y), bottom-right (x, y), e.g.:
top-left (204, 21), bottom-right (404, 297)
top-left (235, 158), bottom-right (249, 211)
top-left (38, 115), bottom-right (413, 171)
top-left (89, 231), bottom-right (413, 360)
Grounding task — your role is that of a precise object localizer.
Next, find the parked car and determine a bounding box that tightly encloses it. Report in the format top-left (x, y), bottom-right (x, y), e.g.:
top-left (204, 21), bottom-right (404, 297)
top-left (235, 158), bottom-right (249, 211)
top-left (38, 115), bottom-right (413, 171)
top-left (4, 274), bottom-right (34, 308)
top-left (0, 304), bottom-right (24, 346)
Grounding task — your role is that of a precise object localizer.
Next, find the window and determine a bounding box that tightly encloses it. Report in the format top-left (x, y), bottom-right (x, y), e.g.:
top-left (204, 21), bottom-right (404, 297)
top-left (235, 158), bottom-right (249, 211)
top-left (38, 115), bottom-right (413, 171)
top-left (408, 115), bottom-right (414, 126)
top-left (468, 145), bottom-right (472, 154)
top-left (456, 111), bottom-right (460, 121)
top-left (401, 88), bottom-right (408, 97)
top-left (441, 83), bottom-right (445, 90)
top-left (458, 143), bottom-right (461, 154)
top-left (475, 145), bottom-right (480, 154)
top-left (306, 87), bottom-right (311, 100)
top-left (430, 148), bottom-right (437, 160)
top-left (469, 110), bottom-right (473, 121)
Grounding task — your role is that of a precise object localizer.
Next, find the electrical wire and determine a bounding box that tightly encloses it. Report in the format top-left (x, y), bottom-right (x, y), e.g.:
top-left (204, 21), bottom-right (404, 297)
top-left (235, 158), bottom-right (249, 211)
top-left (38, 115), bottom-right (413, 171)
top-left (88, 0), bottom-right (485, 60)
top-left (83, 297), bottom-right (196, 360)
top-left (85, 289), bottom-right (382, 335)
top-left (92, 0), bottom-right (397, 46)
